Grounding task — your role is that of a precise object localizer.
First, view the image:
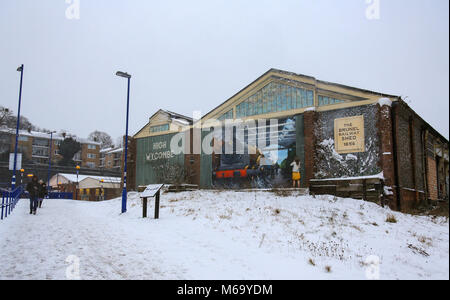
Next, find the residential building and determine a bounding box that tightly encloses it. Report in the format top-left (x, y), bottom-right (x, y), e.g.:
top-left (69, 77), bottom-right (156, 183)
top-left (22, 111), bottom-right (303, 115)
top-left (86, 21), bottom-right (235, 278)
top-left (0, 128), bottom-right (101, 168)
top-left (100, 147), bottom-right (123, 170)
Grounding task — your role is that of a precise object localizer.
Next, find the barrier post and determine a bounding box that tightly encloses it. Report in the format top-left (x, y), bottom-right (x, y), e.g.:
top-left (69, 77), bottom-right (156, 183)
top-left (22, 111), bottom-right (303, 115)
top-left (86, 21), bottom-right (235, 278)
top-left (1, 191), bottom-right (4, 220)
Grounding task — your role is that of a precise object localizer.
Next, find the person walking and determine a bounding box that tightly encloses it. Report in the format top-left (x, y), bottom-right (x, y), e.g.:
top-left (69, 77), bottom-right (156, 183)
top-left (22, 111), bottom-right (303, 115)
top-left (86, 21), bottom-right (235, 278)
top-left (290, 157), bottom-right (301, 188)
top-left (26, 175), bottom-right (40, 215)
top-left (38, 179), bottom-right (47, 208)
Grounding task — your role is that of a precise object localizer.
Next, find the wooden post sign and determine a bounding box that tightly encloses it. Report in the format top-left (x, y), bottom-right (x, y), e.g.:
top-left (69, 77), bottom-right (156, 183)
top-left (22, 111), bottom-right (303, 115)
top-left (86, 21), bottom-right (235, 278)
top-left (140, 184), bottom-right (164, 219)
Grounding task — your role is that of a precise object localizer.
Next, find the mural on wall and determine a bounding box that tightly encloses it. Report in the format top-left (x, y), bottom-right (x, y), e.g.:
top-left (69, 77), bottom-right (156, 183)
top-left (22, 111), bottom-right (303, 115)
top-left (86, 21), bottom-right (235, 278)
top-left (212, 116), bottom-right (298, 188)
top-left (136, 133), bottom-right (186, 187)
top-left (314, 105), bottom-right (381, 179)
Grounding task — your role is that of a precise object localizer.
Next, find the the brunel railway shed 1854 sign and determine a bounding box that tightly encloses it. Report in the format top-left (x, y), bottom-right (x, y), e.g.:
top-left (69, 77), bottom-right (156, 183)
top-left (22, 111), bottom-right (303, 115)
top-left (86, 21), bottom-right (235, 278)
top-left (334, 115), bottom-right (365, 154)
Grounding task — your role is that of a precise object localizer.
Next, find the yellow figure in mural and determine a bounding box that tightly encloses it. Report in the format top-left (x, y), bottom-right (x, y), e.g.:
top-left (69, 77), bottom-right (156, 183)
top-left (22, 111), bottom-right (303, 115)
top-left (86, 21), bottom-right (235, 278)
top-left (290, 157), bottom-right (301, 188)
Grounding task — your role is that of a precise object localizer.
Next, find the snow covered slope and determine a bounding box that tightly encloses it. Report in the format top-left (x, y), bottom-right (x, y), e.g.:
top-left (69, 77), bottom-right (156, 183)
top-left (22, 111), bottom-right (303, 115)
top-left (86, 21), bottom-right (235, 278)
top-left (0, 191), bottom-right (448, 280)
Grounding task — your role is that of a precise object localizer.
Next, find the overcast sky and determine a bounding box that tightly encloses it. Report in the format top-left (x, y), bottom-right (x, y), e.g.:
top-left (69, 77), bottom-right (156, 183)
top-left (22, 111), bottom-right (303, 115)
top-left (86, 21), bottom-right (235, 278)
top-left (1, 0), bottom-right (449, 141)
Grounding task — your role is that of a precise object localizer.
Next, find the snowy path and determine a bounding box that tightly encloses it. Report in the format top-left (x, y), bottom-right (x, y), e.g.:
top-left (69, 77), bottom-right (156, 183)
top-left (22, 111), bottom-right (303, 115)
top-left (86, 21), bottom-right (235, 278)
top-left (0, 192), bottom-right (448, 280)
top-left (0, 198), bottom-right (319, 280)
top-left (0, 199), bottom-right (183, 279)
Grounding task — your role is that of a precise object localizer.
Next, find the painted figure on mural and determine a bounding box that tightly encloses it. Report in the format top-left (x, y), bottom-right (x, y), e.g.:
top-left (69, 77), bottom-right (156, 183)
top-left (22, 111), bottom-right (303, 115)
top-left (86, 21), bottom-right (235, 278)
top-left (290, 157), bottom-right (301, 188)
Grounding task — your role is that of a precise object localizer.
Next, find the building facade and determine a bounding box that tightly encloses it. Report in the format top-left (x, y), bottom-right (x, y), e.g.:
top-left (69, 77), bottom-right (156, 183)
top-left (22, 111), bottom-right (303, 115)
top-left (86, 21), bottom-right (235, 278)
top-left (0, 128), bottom-right (101, 168)
top-left (100, 147), bottom-right (123, 170)
top-left (129, 69), bottom-right (449, 211)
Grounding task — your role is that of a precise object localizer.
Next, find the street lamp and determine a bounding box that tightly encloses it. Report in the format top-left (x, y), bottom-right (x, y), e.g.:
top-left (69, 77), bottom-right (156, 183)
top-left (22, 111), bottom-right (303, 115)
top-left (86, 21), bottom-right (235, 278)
top-left (100, 179), bottom-right (104, 201)
top-left (20, 169), bottom-right (25, 186)
top-left (116, 71), bottom-right (131, 214)
top-left (11, 64), bottom-right (24, 190)
top-left (46, 131), bottom-right (57, 196)
top-left (75, 165), bottom-right (80, 200)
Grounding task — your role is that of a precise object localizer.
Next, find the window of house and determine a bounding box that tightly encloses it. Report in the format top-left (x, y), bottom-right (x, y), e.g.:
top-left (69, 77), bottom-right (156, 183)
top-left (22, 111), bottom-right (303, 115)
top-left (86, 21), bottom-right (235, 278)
top-left (18, 136), bottom-right (28, 142)
top-left (150, 124), bottom-right (170, 133)
top-left (87, 153), bottom-right (96, 159)
top-left (33, 138), bottom-right (49, 147)
top-left (88, 144), bottom-right (97, 150)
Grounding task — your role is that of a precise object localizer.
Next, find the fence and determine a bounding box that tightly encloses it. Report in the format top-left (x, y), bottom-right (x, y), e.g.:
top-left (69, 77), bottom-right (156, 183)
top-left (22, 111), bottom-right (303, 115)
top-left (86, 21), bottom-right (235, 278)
top-left (48, 192), bottom-right (73, 200)
top-left (310, 177), bottom-right (385, 205)
top-left (1, 186), bottom-right (24, 220)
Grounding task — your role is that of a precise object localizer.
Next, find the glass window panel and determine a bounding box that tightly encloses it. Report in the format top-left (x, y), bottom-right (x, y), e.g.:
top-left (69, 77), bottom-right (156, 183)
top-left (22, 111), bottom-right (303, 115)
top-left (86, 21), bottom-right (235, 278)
top-left (286, 86), bottom-right (292, 110)
top-left (307, 91), bottom-right (314, 106)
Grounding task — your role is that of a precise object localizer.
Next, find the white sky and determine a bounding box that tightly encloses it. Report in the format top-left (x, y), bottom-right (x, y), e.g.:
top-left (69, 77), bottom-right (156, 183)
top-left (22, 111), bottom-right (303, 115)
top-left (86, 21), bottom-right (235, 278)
top-left (0, 0), bottom-right (448, 140)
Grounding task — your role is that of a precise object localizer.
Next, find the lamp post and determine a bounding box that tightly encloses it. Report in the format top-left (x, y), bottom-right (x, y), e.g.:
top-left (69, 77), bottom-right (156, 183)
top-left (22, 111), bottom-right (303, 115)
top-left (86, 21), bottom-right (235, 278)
top-left (11, 64), bottom-right (24, 190)
top-left (20, 169), bottom-right (24, 187)
top-left (46, 131), bottom-right (57, 196)
top-left (75, 165), bottom-right (80, 200)
top-left (116, 71), bottom-right (131, 214)
top-left (100, 179), bottom-right (104, 201)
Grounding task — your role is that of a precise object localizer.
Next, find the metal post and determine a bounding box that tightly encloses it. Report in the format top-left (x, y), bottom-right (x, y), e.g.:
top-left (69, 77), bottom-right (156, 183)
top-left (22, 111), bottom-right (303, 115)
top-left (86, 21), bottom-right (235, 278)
top-left (122, 76), bottom-right (130, 214)
top-left (11, 64), bottom-right (24, 190)
top-left (76, 170), bottom-right (79, 200)
top-left (1, 192), bottom-right (5, 220)
top-left (142, 197), bottom-right (147, 218)
top-left (154, 190), bottom-right (160, 219)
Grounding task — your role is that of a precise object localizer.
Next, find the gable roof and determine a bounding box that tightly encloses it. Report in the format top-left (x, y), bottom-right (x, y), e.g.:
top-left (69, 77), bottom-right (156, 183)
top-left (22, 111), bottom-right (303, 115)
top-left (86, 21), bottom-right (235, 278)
top-left (134, 109), bottom-right (193, 137)
top-left (200, 68), bottom-right (400, 121)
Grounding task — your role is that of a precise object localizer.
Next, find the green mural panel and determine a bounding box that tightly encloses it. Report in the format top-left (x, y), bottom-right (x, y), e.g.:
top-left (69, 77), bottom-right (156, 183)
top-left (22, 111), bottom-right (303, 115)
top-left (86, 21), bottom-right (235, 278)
top-left (296, 114), bottom-right (306, 187)
top-left (136, 133), bottom-right (185, 187)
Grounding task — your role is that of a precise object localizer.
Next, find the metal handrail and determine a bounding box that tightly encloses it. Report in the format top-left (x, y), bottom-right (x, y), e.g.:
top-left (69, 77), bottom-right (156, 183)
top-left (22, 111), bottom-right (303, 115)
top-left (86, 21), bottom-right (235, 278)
top-left (1, 186), bottom-right (23, 221)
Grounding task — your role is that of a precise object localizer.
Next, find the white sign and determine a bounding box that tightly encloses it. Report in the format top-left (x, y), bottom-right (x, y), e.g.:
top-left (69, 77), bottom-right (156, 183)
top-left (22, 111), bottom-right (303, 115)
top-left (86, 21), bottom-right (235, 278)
top-left (9, 153), bottom-right (22, 171)
top-left (140, 184), bottom-right (164, 198)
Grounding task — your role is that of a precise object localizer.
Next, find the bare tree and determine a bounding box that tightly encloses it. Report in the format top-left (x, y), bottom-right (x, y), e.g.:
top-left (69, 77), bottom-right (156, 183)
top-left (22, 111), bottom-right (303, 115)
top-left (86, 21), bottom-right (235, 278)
top-left (0, 106), bottom-right (12, 127)
top-left (88, 131), bottom-right (114, 149)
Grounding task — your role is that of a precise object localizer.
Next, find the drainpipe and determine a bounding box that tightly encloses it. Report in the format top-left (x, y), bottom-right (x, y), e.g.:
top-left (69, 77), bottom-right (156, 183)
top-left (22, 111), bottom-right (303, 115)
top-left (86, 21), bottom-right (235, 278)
top-left (391, 101), bottom-right (401, 211)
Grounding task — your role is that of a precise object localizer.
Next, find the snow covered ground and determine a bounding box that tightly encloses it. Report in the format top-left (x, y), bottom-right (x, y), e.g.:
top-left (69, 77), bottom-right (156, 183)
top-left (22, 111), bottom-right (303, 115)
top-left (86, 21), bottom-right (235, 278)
top-left (0, 191), bottom-right (448, 280)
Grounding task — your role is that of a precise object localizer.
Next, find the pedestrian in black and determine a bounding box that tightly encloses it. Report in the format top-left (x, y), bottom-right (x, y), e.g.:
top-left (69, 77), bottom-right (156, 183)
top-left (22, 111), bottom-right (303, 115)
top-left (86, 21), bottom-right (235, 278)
top-left (26, 175), bottom-right (40, 215)
top-left (38, 179), bottom-right (47, 208)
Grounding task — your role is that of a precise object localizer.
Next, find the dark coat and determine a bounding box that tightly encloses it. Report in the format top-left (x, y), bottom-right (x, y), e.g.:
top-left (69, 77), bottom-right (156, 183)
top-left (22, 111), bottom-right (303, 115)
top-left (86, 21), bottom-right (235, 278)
top-left (26, 180), bottom-right (40, 199)
top-left (38, 183), bottom-right (48, 198)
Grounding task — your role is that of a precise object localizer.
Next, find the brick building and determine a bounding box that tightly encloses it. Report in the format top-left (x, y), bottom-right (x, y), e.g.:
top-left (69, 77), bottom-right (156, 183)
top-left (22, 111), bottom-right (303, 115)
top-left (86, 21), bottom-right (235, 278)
top-left (128, 69), bottom-right (449, 211)
top-left (0, 128), bottom-right (101, 168)
top-left (100, 147), bottom-right (123, 170)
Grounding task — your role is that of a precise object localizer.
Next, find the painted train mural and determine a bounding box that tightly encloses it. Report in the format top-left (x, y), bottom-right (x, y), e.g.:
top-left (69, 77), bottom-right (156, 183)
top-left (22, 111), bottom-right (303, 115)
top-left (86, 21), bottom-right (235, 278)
top-left (212, 117), bottom-right (297, 188)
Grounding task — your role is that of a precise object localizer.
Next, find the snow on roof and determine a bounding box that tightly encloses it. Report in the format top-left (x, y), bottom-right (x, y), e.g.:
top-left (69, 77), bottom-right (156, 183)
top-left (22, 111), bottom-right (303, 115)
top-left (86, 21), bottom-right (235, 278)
top-left (76, 137), bottom-right (101, 145)
top-left (108, 148), bottom-right (123, 154)
top-left (378, 98), bottom-right (393, 107)
top-left (100, 148), bottom-right (123, 154)
top-left (311, 172), bottom-right (385, 182)
top-left (0, 128), bottom-right (100, 144)
top-left (0, 128), bottom-right (65, 140)
top-left (55, 173), bottom-right (121, 184)
top-left (100, 147), bottom-right (114, 153)
top-left (171, 118), bottom-right (191, 126)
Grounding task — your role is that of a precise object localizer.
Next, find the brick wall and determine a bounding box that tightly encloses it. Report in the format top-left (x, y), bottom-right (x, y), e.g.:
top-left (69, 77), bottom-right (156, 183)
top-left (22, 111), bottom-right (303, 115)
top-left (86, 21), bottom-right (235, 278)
top-left (121, 136), bottom-right (136, 191)
top-left (81, 144), bottom-right (100, 168)
top-left (377, 103), bottom-right (397, 209)
top-left (427, 156), bottom-right (438, 201)
top-left (303, 110), bottom-right (317, 187)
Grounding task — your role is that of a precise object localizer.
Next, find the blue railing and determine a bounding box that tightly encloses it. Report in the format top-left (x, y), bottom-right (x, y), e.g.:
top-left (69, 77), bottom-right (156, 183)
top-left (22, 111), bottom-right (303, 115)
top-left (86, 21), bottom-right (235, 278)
top-left (48, 192), bottom-right (73, 200)
top-left (1, 186), bottom-right (24, 220)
